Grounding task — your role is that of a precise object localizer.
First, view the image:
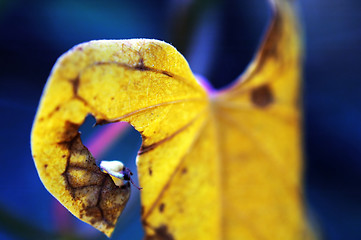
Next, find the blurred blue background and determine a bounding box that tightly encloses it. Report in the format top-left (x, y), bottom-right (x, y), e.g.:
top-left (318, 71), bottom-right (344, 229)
top-left (0, 0), bottom-right (360, 239)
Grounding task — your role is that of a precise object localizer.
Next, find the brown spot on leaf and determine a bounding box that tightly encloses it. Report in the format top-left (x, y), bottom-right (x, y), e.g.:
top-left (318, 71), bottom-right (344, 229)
top-left (121, 182), bottom-right (131, 189)
top-left (44, 164), bottom-right (48, 169)
top-left (62, 171), bottom-right (76, 198)
top-left (45, 104), bottom-right (63, 119)
top-left (95, 118), bottom-right (111, 126)
top-left (105, 222), bottom-right (115, 229)
top-left (181, 168), bottom-right (187, 174)
top-left (149, 168), bottom-right (153, 176)
top-left (102, 204), bottom-right (122, 224)
top-left (71, 76), bottom-right (80, 96)
top-left (245, 13), bottom-right (283, 81)
top-left (84, 206), bottom-right (103, 222)
top-left (145, 225), bottom-right (174, 240)
top-left (161, 71), bottom-right (173, 78)
top-left (134, 58), bottom-right (148, 71)
top-left (140, 132), bottom-right (147, 141)
top-left (159, 203), bottom-right (165, 213)
top-left (260, 13), bottom-right (282, 61)
top-left (58, 121), bottom-right (80, 144)
top-left (251, 85), bottom-right (273, 108)
top-left (141, 205), bottom-right (145, 215)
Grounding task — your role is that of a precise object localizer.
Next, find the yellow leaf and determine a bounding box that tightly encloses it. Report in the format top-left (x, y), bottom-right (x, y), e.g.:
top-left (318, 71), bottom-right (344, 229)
top-left (31, 0), bottom-right (314, 239)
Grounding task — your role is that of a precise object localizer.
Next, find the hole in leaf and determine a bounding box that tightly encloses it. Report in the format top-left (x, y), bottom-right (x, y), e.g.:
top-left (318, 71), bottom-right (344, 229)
top-left (79, 115), bottom-right (144, 239)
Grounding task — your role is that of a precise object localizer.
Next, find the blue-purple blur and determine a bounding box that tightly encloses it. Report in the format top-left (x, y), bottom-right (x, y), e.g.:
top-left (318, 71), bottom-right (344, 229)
top-left (0, 0), bottom-right (360, 239)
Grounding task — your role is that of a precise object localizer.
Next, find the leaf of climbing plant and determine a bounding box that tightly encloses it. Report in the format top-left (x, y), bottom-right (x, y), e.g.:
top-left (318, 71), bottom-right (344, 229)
top-left (32, 0), bottom-right (314, 239)
top-left (31, 39), bottom-right (206, 236)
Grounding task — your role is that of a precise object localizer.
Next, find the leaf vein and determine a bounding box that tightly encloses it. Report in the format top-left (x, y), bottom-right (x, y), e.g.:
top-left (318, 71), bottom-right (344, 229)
top-left (142, 112), bottom-right (209, 220)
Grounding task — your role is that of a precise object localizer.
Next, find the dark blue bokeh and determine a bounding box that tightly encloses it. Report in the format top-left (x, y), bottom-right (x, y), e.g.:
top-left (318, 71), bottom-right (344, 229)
top-left (302, 1), bottom-right (361, 239)
top-left (0, 0), bottom-right (360, 239)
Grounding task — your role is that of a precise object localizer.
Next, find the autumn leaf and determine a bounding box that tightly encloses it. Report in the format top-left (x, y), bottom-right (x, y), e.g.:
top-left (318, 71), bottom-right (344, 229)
top-left (31, 0), bottom-right (314, 239)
